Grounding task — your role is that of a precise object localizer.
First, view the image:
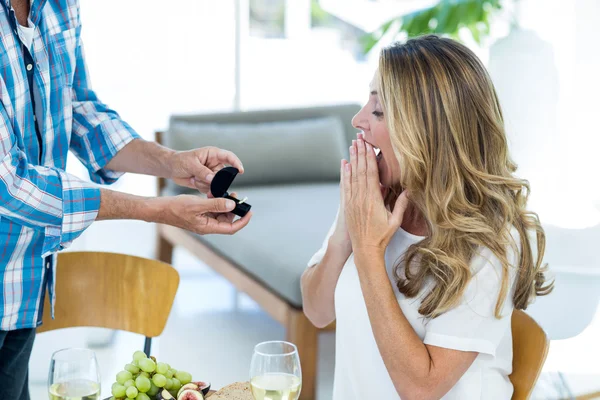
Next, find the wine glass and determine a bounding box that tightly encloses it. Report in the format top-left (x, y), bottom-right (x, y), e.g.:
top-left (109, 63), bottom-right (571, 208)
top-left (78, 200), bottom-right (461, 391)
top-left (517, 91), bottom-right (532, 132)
top-left (48, 348), bottom-right (101, 400)
top-left (250, 341), bottom-right (302, 400)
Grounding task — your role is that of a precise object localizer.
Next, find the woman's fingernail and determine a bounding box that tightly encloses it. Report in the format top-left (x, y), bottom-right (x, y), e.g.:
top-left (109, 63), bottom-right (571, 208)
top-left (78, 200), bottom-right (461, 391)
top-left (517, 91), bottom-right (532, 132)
top-left (366, 142), bottom-right (372, 150)
top-left (206, 174), bottom-right (214, 182)
top-left (345, 163), bottom-right (351, 172)
top-left (350, 146), bottom-right (355, 155)
top-left (226, 200), bottom-right (235, 208)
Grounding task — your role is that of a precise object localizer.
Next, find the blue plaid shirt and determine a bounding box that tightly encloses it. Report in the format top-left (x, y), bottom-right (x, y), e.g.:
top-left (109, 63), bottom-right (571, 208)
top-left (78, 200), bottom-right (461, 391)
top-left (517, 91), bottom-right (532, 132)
top-left (0, 0), bottom-right (139, 330)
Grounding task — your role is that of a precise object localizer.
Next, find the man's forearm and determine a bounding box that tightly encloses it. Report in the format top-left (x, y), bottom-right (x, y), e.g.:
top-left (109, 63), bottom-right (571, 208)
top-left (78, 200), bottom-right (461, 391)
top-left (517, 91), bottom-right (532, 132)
top-left (105, 138), bottom-right (175, 177)
top-left (97, 188), bottom-right (161, 222)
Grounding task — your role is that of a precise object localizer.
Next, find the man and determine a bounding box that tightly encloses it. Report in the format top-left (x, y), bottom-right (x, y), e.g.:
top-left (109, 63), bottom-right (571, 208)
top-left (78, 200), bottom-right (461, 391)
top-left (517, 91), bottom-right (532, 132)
top-left (0, 0), bottom-right (253, 397)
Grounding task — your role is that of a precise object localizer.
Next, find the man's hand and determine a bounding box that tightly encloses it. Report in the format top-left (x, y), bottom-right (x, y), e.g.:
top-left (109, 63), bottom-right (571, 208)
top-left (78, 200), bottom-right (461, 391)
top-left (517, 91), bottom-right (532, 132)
top-left (152, 194), bottom-right (252, 235)
top-left (168, 147), bottom-right (245, 193)
top-left (98, 189), bottom-right (252, 235)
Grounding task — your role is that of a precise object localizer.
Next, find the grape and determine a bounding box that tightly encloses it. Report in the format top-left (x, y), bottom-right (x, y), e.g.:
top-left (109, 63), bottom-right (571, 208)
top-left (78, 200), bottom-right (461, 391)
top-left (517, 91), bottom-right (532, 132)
top-left (139, 358), bottom-right (156, 373)
top-left (165, 369), bottom-right (174, 379)
top-left (175, 371), bottom-right (192, 385)
top-left (136, 394), bottom-right (151, 400)
top-left (116, 370), bottom-right (133, 385)
top-left (132, 360), bottom-right (139, 367)
top-left (135, 376), bottom-right (152, 393)
top-left (171, 378), bottom-right (181, 392)
top-left (124, 379), bottom-right (135, 388)
top-left (125, 363), bottom-right (140, 374)
top-left (112, 383), bottom-right (127, 398)
top-left (152, 374), bottom-right (167, 388)
top-left (147, 382), bottom-right (159, 397)
top-left (139, 371), bottom-right (150, 378)
top-left (126, 385), bottom-right (138, 399)
top-left (156, 362), bottom-right (168, 375)
top-left (132, 351), bottom-right (147, 362)
top-left (165, 378), bottom-right (174, 390)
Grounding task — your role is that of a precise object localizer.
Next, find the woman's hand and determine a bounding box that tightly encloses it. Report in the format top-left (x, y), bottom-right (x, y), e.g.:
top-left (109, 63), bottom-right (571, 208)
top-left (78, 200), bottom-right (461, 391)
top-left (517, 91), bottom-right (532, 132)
top-left (342, 137), bottom-right (409, 255)
top-left (329, 160), bottom-right (353, 249)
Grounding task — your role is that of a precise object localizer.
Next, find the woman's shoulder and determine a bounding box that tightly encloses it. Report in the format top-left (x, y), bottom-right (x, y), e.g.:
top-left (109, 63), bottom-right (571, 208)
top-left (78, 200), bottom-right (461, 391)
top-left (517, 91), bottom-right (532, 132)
top-left (471, 225), bottom-right (532, 275)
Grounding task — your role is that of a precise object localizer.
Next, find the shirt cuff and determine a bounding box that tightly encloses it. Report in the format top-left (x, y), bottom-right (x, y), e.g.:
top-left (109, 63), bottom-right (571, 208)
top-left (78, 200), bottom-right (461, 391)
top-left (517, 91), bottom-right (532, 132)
top-left (87, 120), bottom-right (140, 185)
top-left (41, 171), bottom-right (101, 257)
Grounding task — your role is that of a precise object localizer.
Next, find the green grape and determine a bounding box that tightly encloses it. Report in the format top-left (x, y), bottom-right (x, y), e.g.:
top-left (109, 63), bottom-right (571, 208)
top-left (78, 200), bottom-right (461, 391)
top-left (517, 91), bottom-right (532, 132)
top-left (152, 373), bottom-right (167, 388)
top-left (125, 363), bottom-right (140, 374)
top-left (136, 394), bottom-right (151, 400)
top-left (156, 362), bottom-right (168, 375)
top-left (124, 379), bottom-right (135, 388)
top-left (135, 376), bottom-right (152, 393)
top-left (147, 382), bottom-right (159, 397)
top-left (111, 383), bottom-right (127, 398)
top-left (139, 371), bottom-right (150, 378)
top-left (132, 360), bottom-right (139, 367)
top-left (170, 368), bottom-right (177, 375)
top-left (138, 358), bottom-right (156, 373)
top-left (116, 370), bottom-right (133, 385)
top-left (165, 369), bottom-right (174, 379)
top-left (175, 371), bottom-right (192, 385)
top-left (126, 385), bottom-right (138, 399)
top-left (165, 378), bottom-right (174, 390)
top-left (132, 351), bottom-right (147, 362)
top-left (171, 378), bottom-right (181, 392)
top-left (169, 390), bottom-right (178, 398)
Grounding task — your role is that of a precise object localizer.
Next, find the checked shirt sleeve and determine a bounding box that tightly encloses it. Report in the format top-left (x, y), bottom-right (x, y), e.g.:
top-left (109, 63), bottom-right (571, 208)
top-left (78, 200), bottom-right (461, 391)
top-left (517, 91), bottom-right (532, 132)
top-left (69, 25), bottom-right (140, 185)
top-left (0, 104), bottom-right (101, 257)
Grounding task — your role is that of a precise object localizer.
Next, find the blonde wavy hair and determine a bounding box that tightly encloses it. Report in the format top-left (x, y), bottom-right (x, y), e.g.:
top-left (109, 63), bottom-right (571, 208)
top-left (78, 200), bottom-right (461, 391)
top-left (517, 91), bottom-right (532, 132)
top-left (379, 35), bottom-right (552, 319)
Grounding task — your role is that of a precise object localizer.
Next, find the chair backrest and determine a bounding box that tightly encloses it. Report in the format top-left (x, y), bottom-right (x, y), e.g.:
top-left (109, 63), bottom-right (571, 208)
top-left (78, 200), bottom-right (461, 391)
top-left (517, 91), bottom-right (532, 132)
top-left (510, 310), bottom-right (550, 400)
top-left (37, 252), bottom-right (179, 338)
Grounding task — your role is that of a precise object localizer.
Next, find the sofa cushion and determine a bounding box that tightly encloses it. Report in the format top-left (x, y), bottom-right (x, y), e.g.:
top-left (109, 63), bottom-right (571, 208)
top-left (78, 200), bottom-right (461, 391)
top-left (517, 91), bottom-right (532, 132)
top-left (163, 183), bottom-right (340, 308)
top-left (166, 116), bottom-right (347, 187)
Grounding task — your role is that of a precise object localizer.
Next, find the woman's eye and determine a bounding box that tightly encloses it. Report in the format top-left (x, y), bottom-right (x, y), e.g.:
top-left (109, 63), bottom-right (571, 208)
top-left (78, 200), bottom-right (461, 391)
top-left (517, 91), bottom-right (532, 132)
top-left (372, 111), bottom-right (384, 118)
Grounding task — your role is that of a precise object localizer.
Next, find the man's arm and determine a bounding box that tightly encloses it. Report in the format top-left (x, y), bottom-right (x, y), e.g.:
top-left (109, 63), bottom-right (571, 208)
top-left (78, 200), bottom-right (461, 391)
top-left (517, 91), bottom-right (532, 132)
top-left (0, 103), bottom-right (101, 257)
top-left (96, 188), bottom-right (252, 235)
top-left (105, 139), bottom-right (246, 193)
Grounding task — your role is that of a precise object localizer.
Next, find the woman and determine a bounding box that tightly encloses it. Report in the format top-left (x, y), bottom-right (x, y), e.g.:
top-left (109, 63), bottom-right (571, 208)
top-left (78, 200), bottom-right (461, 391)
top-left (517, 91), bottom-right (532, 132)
top-left (301, 35), bottom-right (552, 400)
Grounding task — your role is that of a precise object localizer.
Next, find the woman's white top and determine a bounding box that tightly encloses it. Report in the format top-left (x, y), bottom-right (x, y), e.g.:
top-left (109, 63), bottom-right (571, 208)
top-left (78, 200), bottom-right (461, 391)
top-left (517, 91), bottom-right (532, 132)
top-left (307, 210), bottom-right (521, 399)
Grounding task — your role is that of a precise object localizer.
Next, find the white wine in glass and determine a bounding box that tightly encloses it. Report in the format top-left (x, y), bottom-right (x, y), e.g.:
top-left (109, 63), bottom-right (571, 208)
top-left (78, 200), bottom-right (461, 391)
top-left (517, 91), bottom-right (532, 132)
top-left (250, 341), bottom-right (302, 400)
top-left (48, 348), bottom-right (100, 400)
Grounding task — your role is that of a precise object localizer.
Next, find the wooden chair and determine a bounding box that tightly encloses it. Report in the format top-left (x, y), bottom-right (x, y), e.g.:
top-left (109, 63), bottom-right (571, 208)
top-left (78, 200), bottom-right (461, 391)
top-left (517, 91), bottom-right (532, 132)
top-left (510, 310), bottom-right (550, 400)
top-left (37, 252), bottom-right (180, 355)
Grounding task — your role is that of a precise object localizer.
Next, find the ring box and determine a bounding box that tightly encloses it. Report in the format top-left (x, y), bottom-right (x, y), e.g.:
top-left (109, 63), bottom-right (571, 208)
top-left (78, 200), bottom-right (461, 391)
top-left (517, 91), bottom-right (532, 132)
top-left (210, 167), bottom-right (251, 217)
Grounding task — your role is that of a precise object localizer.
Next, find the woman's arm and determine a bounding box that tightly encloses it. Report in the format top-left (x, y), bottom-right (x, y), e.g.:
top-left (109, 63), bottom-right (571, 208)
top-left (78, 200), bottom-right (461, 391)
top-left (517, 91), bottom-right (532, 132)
top-left (302, 161), bottom-right (354, 328)
top-left (301, 239), bottom-right (352, 328)
top-left (354, 249), bottom-right (477, 400)
top-left (343, 138), bottom-right (477, 399)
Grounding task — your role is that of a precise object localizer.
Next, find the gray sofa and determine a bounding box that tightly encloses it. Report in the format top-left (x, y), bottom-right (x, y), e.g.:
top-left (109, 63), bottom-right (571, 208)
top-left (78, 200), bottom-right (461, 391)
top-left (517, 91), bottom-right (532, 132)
top-left (156, 104), bottom-right (360, 400)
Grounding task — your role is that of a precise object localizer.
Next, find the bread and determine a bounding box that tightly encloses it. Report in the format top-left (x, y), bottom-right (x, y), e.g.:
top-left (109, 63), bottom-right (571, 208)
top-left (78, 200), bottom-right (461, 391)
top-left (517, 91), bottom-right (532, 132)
top-left (209, 382), bottom-right (253, 400)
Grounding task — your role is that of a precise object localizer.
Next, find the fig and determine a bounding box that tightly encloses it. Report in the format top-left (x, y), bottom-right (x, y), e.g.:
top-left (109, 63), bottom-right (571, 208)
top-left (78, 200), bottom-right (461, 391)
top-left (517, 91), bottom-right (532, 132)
top-left (177, 384), bottom-right (199, 397)
top-left (156, 388), bottom-right (175, 400)
top-left (193, 382), bottom-right (211, 396)
top-left (177, 389), bottom-right (204, 400)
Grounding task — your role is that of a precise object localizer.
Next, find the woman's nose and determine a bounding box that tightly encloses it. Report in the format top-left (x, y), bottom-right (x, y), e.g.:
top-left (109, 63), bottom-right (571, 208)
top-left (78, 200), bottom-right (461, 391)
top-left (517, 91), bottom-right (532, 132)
top-left (352, 108), bottom-right (368, 132)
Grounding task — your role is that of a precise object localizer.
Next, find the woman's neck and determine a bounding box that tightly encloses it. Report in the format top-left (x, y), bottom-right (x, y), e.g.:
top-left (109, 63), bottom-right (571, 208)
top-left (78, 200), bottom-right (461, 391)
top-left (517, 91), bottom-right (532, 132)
top-left (399, 199), bottom-right (429, 237)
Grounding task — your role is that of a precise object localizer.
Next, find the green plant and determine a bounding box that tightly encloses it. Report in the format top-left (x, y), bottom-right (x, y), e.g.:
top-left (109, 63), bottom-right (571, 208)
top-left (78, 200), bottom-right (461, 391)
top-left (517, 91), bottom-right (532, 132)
top-left (361, 0), bottom-right (503, 54)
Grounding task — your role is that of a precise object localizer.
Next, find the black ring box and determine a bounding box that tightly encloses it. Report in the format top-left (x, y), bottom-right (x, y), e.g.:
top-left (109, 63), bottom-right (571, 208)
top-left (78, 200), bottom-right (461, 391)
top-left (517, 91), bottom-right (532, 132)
top-left (210, 167), bottom-right (251, 217)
